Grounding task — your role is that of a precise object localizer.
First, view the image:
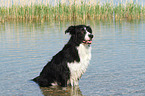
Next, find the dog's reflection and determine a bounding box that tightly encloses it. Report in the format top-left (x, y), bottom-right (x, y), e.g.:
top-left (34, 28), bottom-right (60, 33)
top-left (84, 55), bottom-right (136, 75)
top-left (40, 86), bottom-right (83, 96)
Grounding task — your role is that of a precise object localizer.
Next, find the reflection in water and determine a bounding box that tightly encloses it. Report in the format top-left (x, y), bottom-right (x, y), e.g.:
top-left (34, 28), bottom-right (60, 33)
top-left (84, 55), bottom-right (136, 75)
top-left (40, 86), bottom-right (83, 96)
top-left (1, 20), bottom-right (145, 95)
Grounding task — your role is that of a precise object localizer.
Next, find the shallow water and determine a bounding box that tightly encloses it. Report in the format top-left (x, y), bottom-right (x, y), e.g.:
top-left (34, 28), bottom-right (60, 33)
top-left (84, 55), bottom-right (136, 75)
top-left (0, 20), bottom-right (145, 96)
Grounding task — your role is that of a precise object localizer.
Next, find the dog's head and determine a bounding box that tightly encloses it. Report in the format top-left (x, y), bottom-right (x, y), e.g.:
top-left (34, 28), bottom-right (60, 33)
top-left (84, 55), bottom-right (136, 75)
top-left (65, 25), bottom-right (93, 45)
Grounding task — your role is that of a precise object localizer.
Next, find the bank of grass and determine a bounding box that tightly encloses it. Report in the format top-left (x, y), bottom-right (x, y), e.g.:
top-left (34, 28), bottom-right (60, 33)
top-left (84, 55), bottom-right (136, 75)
top-left (0, 1), bottom-right (145, 22)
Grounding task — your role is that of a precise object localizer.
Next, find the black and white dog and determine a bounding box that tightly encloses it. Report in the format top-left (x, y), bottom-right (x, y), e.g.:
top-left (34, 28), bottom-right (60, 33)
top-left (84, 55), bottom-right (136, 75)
top-left (33, 25), bottom-right (93, 87)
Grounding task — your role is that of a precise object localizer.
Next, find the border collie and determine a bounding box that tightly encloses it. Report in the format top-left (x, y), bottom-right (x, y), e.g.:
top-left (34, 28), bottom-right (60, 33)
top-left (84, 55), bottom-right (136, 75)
top-left (33, 25), bottom-right (93, 87)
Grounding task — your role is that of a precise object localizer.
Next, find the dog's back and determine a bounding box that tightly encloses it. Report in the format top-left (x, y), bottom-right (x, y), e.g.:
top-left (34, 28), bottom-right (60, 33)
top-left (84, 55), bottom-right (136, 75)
top-left (33, 25), bottom-right (93, 87)
top-left (33, 43), bottom-right (78, 87)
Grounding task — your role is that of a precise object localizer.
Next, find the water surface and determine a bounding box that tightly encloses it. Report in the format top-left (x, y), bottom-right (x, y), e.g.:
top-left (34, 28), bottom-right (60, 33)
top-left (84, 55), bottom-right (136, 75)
top-left (0, 20), bottom-right (145, 96)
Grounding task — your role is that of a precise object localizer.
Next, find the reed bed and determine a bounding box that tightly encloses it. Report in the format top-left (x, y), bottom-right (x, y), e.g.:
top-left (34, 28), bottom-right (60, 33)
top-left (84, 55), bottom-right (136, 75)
top-left (0, 0), bottom-right (145, 22)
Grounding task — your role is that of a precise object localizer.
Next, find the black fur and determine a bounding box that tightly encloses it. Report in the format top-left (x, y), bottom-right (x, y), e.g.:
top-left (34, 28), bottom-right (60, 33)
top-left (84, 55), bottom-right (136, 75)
top-left (33, 25), bottom-right (93, 87)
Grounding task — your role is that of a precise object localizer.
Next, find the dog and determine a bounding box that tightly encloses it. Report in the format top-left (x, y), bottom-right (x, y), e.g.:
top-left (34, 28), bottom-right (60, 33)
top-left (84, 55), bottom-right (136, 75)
top-left (33, 25), bottom-right (93, 87)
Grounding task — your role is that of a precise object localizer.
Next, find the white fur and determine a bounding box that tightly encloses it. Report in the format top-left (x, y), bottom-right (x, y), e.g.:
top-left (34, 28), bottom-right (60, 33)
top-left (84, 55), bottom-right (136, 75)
top-left (84, 27), bottom-right (91, 41)
top-left (67, 44), bottom-right (91, 86)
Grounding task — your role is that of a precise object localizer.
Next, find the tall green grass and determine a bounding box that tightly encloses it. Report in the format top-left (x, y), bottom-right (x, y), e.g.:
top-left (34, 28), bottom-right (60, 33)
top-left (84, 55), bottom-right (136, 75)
top-left (0, 1), bottom-right (145, 22)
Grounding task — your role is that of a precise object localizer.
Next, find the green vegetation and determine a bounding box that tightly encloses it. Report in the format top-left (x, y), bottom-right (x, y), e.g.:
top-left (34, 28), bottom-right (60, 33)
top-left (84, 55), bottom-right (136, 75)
top-left (0, 1), bottom-right (145, 22)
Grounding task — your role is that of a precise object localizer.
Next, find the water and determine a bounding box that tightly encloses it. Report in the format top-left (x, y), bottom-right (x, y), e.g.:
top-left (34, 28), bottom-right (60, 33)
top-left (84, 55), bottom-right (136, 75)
top-left (0, 20), bottom-right (145, 96)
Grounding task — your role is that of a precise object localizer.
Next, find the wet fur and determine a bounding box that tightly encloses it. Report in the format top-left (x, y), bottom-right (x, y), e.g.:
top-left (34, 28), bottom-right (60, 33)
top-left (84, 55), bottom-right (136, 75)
top-left (33, 25), bottom-right (93, 87)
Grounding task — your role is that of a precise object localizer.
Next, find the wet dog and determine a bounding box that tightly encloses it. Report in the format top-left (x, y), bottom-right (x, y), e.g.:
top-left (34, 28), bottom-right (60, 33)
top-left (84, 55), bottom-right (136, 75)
top-left (33, 25), bottom-right (93, 87)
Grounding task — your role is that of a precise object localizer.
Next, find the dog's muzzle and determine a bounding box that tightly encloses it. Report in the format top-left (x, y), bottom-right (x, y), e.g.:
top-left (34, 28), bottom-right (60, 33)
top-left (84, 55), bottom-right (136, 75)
top-left (83, 34), bottom-right (93, 44)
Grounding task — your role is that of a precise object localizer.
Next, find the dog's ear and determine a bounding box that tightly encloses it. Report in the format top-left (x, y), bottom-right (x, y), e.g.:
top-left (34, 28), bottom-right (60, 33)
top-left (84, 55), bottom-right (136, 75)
top-left (65, 26), bottom-right (75, 35)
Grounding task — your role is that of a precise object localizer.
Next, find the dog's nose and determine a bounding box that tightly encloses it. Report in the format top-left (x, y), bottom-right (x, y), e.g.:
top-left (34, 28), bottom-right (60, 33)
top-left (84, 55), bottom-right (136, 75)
top-left (89, 34), bottom-right (93, 38)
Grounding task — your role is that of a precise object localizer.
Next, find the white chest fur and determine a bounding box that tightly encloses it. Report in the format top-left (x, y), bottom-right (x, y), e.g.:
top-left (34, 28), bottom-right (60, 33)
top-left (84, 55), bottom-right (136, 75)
top-left (67, 44), bottom-right (91, 86)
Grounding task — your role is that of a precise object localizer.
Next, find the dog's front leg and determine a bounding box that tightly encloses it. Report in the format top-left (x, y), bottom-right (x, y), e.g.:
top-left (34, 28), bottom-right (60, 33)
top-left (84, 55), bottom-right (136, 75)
top-left (61, 79), bottom-right (67, 87)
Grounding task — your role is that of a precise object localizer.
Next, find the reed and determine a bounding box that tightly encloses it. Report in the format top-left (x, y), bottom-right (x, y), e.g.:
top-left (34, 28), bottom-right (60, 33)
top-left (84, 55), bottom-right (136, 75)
top-left (0, 0), bottom-right (145, 22)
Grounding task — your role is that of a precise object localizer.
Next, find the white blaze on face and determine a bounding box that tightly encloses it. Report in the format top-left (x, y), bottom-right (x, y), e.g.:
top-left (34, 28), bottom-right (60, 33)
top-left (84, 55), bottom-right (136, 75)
top-left (84, 27), bottom-right (91, 41)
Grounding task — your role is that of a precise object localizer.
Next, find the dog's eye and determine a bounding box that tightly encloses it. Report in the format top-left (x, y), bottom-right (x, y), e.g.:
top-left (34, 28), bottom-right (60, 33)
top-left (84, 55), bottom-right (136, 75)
top-left (86, 26), bottom-right (92, 33)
